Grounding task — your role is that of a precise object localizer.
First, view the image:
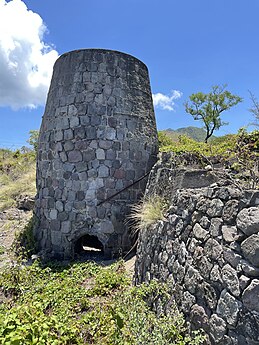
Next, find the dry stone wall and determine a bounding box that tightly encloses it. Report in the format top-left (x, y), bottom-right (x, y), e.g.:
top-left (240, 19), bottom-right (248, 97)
top-left (135, 154), bottom-right (259, 344)
top-left (35, 49), bottom-right (158, 259)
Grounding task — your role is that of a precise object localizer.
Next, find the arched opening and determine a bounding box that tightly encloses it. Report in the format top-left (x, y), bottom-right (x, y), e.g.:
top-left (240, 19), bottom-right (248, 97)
top-left (74, 234), bottom-right (104, 258)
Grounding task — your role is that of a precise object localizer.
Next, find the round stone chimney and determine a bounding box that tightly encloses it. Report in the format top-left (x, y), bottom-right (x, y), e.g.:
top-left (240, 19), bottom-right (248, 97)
top-left (35, 49), bottom-right (158, 259)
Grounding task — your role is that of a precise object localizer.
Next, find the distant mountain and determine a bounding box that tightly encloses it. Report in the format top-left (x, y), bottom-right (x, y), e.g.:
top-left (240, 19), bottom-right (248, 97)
top-left (163, 126), bottom-right (216, 142)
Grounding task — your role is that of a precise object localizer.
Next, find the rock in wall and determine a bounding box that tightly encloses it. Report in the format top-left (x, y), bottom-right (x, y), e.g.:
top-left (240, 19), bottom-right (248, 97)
top-left (35, 49), bottom-right (158, 259)
top-left (135, 154), bottom-right (259, 344)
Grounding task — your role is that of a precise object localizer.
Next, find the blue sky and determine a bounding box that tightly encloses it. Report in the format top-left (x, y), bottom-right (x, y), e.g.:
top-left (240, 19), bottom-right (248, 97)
top-left (1, 0), bottom-right (259, 148)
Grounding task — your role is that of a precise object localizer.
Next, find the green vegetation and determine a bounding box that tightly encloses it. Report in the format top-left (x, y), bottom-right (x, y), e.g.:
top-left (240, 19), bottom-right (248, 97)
top-left (12, 215), bottom-right (37, 258)
top-left (158, 131), bottom-right (237, 157)
top-left (158, 129), bottom-right (259, 188)
top-left (27, 129), bottom-right (39, 152)
top-left (0, 246), bottom-right (5, 255)
top-left (0, 148), bottom-right (36, 210)
top-left (230, 128), bottom-right (259, 188)
top-left (0, 260), bottom-right (203, 344)
top-left (185, 85), bottom-right (242, 142)
top-left (130, 195), bottom-right (167, 231)
top-left (164, 126), bottom-right (216, 142)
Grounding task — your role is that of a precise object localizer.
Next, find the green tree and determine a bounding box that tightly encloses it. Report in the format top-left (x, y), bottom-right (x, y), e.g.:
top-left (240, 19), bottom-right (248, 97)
top-left (27, 130), bottom-right (39, 152)
top-left (185, 85), bottom-right (242, 143)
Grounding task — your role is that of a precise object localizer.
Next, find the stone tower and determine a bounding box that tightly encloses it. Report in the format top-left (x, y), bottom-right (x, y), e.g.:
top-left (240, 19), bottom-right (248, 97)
top-left (35, 49), bottom-right (158, 259)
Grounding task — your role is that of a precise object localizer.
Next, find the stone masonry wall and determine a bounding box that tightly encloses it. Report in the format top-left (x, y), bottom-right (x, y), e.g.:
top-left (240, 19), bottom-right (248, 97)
top-left (35, 49), bottom-right (158, 259)
top-left (135, 156), bottom-right (259, 344)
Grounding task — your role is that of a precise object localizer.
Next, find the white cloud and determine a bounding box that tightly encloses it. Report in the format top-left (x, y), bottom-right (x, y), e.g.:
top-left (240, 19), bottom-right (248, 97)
top-left (152, 90), bottom-right (182, 111)
top-left (0, 0), bottom-right (59, 109)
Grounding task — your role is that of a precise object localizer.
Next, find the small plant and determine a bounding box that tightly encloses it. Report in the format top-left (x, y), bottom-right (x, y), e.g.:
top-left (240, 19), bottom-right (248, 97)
top-left (130, 195), bottom-right (167, 231)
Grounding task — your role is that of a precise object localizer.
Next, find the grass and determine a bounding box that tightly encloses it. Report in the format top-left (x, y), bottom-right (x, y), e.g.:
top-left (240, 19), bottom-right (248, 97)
top-left (0, 149), bottom-right (36, 211)
top-left (130, 195), bottom-right (167, 231)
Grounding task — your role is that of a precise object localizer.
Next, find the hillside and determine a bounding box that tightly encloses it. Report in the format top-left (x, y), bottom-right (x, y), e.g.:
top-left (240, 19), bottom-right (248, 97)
top-left (0, 148), bottom-right (36, 211)
top-left (163, 126), bottom-right (216, 142)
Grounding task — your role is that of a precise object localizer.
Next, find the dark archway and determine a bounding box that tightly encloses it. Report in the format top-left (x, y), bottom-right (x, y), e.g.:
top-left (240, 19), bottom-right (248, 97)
top-left (74, 234), bottom-right (104, 257)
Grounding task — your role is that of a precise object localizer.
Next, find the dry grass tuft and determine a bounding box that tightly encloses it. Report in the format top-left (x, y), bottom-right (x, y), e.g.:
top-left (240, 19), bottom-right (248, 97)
top-left (130, 195), bottom-right (167, 231)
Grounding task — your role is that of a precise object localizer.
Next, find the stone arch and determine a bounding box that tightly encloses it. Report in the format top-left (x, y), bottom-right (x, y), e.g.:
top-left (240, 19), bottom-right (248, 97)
top-left (74, 234), bottom-right (104, 255)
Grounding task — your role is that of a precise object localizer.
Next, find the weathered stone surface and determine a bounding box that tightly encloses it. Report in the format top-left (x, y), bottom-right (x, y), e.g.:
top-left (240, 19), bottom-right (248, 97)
top-left (210, 264), bottom-right (222, 284)
top-left (209, 217), bottom-right (223, 237)
top-left (222, 200), bottom-right (239, 224)
top-left (216, 290), bottom-right (240, 326)
top-left (204, 238), bottom-right (222, 260)
top-left (96, 148), bottom-right (105, 160)
top-left (193, 223), bottom-right (208, 240)
top-left (181, 291), bottom-right (196, 313)
top-left (61, 221), bottom-right (71, 234)
top-left (181, 170), bottom-right (218, 189)
top-left (223, 248), bottom-right (242, 268)
top-left (221, 264), bottom-right (240, 296)
top-left (184, 266), bottom-right (203, 294)
top-left (49, 209), bottom-right (57, 220)
top-left (239, 275), bottom-right (250, 291)
top-left (135, 180), bottom-right (259, 343)
top-left (98, 165), bottom-right (109, 178)
top-left (237, 207), bottom-right (259, 236)
top-left (100, 220), bottom-right (114, 234)
top-left (209, 314), bottom-right (227, 342)
top-left (200, 216), bottom-right (211, 229)
top-left (207, 199), bottom-right (224, 217)
top-left (190, 304), bottom-right (209, 331)
top-left (240, 259), bottom-right (259, 277)
top-left (241, 235), bottom-right (259, 267)
top-left (68, 150), bottom-right (82, 163)
top-left (242, 280), bottom-right (259, 313)
top-left (222, 225), bottom-right (239, 243)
